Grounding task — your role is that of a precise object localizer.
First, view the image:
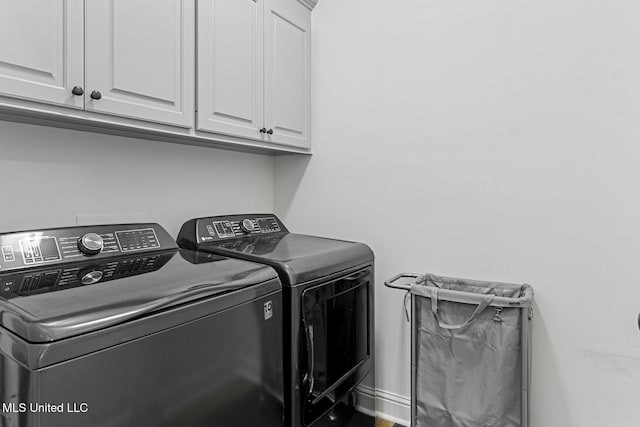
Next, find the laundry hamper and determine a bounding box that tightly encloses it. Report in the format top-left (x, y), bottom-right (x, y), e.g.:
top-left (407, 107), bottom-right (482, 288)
top-left (385, 273), bottom-right (534, 427)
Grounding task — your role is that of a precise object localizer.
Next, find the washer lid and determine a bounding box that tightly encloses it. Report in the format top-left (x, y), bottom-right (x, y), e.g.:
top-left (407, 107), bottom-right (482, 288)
top-left (0, 249), bottom-right (278, 342)
top-left (197, 233), bottom-right (373, 285)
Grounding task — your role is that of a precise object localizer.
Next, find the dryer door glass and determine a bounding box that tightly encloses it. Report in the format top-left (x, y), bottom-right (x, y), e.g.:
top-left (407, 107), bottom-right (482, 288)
top-left (300, 267), bottom-right (371, 425)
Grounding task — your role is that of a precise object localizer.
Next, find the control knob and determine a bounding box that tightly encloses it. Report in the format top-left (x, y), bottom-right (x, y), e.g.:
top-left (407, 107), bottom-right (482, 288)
top-left (239, 242), bottom-right (256, 254)
top-left (78, 233), bottom-right (104, 256)
top-left (240, 218), bottom-right (256, 234)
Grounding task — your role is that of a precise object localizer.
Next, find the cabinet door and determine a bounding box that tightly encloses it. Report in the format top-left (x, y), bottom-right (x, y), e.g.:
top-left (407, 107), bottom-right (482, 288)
top-left (0, 0), bottom-right (84, 108)
top-left (197, 0), bottom-right (264, 140)
top-left (264, 0), bottom-right (311, 149)
top-left (85, 0), bottom-right (195, 127)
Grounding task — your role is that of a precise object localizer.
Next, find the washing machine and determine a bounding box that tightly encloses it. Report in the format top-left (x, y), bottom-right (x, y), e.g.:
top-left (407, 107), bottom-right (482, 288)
top-left (177, 214), bottom-right (375, 427)
top-left (0, 223), bottom-right (283, 427)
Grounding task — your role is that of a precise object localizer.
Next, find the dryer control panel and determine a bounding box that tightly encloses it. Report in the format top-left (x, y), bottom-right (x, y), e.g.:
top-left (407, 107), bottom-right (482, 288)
top-left (186, 214), bottom-right (289, 244)
top-left (0, 223), bottom-right (176, 273)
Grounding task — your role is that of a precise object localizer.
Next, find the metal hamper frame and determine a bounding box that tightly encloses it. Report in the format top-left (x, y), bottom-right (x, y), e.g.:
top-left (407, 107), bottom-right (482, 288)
top-left (385, 273), bottom-right (534, 427)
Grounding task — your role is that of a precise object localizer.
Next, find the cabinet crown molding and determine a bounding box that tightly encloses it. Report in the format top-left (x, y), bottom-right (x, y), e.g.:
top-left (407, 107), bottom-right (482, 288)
top-left (297, 0), bottom-right (318, 10)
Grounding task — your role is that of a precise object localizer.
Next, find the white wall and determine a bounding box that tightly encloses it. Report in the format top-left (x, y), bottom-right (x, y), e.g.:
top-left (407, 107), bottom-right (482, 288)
top-left (275, 1), bottom-right (640, 426)
top-left (0, 121), bottom-right (274, 235)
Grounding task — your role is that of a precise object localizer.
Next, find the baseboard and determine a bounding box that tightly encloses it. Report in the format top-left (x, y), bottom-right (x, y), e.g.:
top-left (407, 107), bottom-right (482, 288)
top-left (354, 384), bottom-right (376, 417)
top-left (356, 385), bottom-right (411, 426)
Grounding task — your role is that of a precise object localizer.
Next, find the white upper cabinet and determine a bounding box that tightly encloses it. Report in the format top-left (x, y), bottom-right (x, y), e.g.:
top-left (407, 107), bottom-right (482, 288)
top-left (264, 0), bottom-right (311, 149)
top-left (0, 0), bottom-right (84, 108)
top-left (198, 0), bottom-right (311, 149)
top-left (85, 0), bottom-right (195, 127)
top-left (197, 0), bottom-right (264, 139)
top-left (0, 0), bottom-right (311, 153)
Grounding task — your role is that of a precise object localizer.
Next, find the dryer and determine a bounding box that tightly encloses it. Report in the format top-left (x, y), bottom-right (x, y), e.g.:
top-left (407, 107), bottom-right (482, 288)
top-left (178, 214), bottom-right (375, 427)
top-left (0, 223), bottom-right (284, 427)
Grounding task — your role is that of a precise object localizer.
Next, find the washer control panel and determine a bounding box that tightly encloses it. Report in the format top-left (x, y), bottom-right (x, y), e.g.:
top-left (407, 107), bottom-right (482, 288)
top-left (184, 214), bottom-right (288, 244)
top-left (0, 223), bottom-right (175, 273)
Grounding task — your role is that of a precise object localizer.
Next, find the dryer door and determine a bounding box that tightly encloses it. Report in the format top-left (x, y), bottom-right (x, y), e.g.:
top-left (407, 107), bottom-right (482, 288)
top-left (300, 267), bottom-right (372, 425)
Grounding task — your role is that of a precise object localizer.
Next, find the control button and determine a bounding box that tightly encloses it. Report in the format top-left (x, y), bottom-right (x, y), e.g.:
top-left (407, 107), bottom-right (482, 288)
top-left (240, 218), bottom-right (256, 234)
top-left (79, 268), bottom-right (104, 285)
top-left (115, 228), bottom-right (160, 252)
top-left (2, 246), bottom-right (15, 262)
top-left (78, 233), bottom-right (104, 256)
top-left (21, 240), bottom-right (33, 260)
top-left (256, 217), bottom-right (281, 233)
top-left (213, 221), bottom-right (235, 238)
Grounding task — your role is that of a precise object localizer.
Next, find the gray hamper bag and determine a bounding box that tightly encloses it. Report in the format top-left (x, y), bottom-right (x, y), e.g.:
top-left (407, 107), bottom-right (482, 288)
top-left (385, 273), bottom-right (534, 427)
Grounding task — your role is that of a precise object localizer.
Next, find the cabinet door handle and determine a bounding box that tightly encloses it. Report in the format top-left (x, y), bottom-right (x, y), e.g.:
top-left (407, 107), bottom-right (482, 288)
top-left (267, 129), bottom-right (273, 135)
top-left (71, 86), bottom-right (84, 96)
top-left (259, 127), bottom-right (267, 134)
top-left (90, 90), bottom-right (102, 100)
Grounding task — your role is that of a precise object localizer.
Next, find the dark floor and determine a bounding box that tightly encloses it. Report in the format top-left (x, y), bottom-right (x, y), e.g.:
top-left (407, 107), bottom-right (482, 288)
top-left (347, 412), bottom-right (374, 427)
top-left (310, 401), bottom-right (407, 427)
top-left (352, 412), bottom-right (406, 427)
